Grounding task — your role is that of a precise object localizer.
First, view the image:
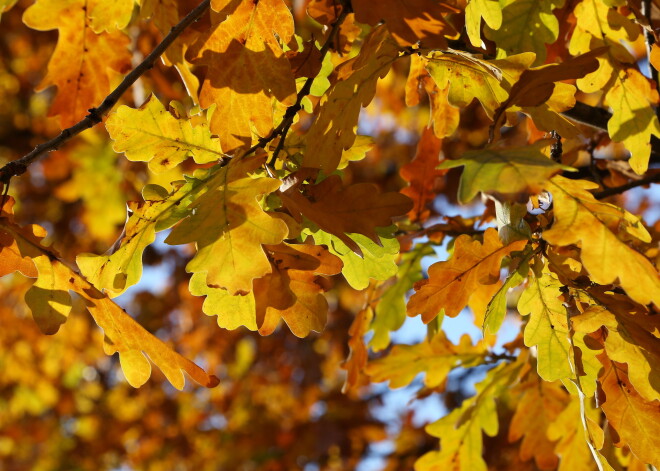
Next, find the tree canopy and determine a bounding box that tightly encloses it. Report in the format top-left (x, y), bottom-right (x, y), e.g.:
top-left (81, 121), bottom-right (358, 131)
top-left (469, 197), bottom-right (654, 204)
top-left (0, 0), bottom-right (659, 469)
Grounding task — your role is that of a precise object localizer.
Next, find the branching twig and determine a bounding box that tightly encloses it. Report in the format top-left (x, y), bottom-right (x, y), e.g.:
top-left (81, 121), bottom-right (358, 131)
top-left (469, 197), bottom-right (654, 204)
top-left (592, 172), bottom-right (660, 199)
top-left (0, 0), bottom-right (211, 185)
top-left (244, 4), bottom-right (351, 167)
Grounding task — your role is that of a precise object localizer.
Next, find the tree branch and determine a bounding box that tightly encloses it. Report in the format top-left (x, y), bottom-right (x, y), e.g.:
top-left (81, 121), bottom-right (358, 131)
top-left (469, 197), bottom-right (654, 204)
top-left (0, 0), bottom-right (211, 185)
top-left (592, 171), bottom-right (660, 199)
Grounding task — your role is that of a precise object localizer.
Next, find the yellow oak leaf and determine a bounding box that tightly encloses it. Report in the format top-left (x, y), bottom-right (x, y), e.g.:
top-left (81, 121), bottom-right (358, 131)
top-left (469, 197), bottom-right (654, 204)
top-left (439, 142), bottom-right (573, 204)
top-left (280, 173), bottom-right (412, 256)
top-left (352, 0), bottom-right (460, 48)
top-left (22, 0), bottom-right (131, 127)
top-left (189, 272), bottom-right (258, 331)
top-left (569, 0), bottom-right (640, 93)
top-left (517, 269), bottom-right (572, 382)
top-left (544, 176), bottom-right (660, 308)
top-left (303, 25), bottom-right (400, 172)
top-left (484, 0), bottom-right (563, 65)
top-left (366, 332), bottom-right (487, 389)
top-left (425, 51), bottom-right (535, 119)
top-left (106, 95), bottom-right (224, 172)
top-left (166, 159), bottom-right (289, 295)
top-left (465, 0), bottom-right (502, 48)
top-left (599, 356), bottom-right (660, 468)
top-left (509, 378), bottom-right (568, 469)
top-left (407, 228), bottom-right (528, 323)
top-left (572, 291), bottom-right (660, 402)
top-left (605, 68), bottom-right (660, 174)
top-left (186, 0), bottom-right (296, 152)
top-left (418, 361), bottom-right (522, 471)
top-left (88, 0), bottom-right (135, 32)
top-left (491, 48), bottom-right (603, 135)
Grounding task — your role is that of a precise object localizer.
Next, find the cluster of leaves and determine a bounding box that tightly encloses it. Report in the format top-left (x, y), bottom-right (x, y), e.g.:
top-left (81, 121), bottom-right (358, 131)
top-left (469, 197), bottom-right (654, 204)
top-left (1, 0), bottom-right (659, 469)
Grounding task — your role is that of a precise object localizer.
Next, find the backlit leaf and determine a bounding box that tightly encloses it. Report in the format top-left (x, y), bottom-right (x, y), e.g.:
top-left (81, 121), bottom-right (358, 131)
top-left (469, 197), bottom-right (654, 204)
top-left (517, 268), bottom-right (572, 382)
top-left (352, 0), bottom-right (459, 48)
top-left (407, 228), bottom-right (528, 323)
top-left (22, 0), bottom-right (131, 127)
top-left (544, 176), bottom-right (660, 308)
top-left (106, 94), bottom-right (224, 172)
top-left (599, 356), bottom-right (660, 468)
top-left (439, 142), bottom-right (573, 203)
top-left (366, 332), bottom-right (487, 389)
top-left (187, 0), bottom-right (296, 151)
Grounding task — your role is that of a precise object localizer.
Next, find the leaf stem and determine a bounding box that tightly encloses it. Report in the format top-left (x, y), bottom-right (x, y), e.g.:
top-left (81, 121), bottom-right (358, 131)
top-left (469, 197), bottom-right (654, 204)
top-left (0, 0), bottom-right (212, 185)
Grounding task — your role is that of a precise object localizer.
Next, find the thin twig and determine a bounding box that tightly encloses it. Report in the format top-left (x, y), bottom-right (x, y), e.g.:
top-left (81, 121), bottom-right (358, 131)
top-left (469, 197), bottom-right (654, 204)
top-left (592, 172), bottom-right (660, 199)
top-left (0, 0), bottom-right (211, 185)
top-left (243, 4), bottom-right (351, 167)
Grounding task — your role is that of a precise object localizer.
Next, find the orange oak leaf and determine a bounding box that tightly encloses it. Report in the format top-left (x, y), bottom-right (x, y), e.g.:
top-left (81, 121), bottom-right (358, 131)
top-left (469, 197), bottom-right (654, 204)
top-left (280, 173), bottom-right (413, 256)
top-left (400, 127), bottom-right (447, 222)
top-left (342, 306), bottom-right (374, 394)
top-left (187, 0), bottom-right (296, 152)
top-left (303, 25), bottom-right (400, 172)
top-left (352, 0), bottom-right (460, 47)
top-left (599, 355), bottom-right (660, 468)
top-left (407, 228), bottom-right (528, 323)
top-left (22, 0), bottom-right (131, 127)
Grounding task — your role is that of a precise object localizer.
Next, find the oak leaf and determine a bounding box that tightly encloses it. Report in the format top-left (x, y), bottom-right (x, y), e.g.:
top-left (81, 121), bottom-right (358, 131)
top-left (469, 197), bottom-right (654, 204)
top-left (22, 0), bottom-right (131, 127)
top-left (484, 0), bottom-right (563, 65)
top-left (371, 243), bottom-right (434, 351)
top-left (280, 173), bottom-right (412, 256)
top-left (439, 142), bottom-right (573, 203)
top-left (599, 356), bottom-right (660, 468)
top-left (418, 362), bottom-right (523, 471)
top-left (342, 307), bottom-right (374, 394)
top-left (106, 95), bottom-right (224, 172)
top-left (544, 176), bottom-right (660, 308)
top-left (166, 158), bottom-right (289, 295)
top-left (425, 51), bottom-right (534, 120)
top-left (1, 199), bottom-right (218, 389)
top-left (400, 128), bottom-right (447, 222)
top-left (517, 269), bottom-right (572, 382)
top-left (352, 0), bottom-right (459, 48)
top-left (508, 378), bottom-right (567, 469)
top-left (407, 228), bottom-right (528, 323)
top-left (572, 291), bottom-right (660, 402)
top-left (465, 0), bottom-right (502, 48)
top-left (187, 0), bottom-right (296, 151)
top-left (366, 332), bottom-right (487, 389)
top-left (308, 228), bottom-right (400, 291)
